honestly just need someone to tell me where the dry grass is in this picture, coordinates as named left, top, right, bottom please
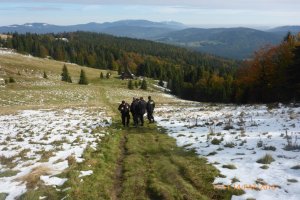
left=15, top=165, right=52, bottom=189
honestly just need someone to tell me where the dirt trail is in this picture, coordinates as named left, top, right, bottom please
left=112, top=132, right=127, bottom=200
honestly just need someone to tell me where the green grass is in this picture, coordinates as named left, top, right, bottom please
left=0, top=170, right=20, bottom=178
left=0, top=193, right=8, bottom=200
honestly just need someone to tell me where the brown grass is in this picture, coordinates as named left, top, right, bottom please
left=15, top=165, right=52, bottom=189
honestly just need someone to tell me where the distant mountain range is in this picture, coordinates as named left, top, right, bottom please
left=0, top=20, right=299, bottom=59
left=0, top=20, right=186, bottom=38
left=155, top=27, right=284, bottom=59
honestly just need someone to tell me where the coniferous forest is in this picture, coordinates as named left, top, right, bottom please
left=1, top=31, right=299, bottom=103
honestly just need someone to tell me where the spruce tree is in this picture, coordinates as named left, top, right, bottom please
left=128, top=80, right=134, bottom=89
left=141, top=79, right=147, bottom=90
left=43, top=71, right=48, bottom=79
left=78, top=69, right=88, bottom=85
left=100, top=72, right=104, bottom=79
left=61, top=64, right=72, bottom=83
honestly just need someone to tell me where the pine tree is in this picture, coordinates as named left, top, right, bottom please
left=100, top=72, right=104, bottom=79
left=78, top=69, right=88, bottom=85
left=43, top=71, right=48, bottom=79
left=128, top=80, right=134, bottom=89
left=141, top=79, right=147, bottom=90
left=61, top=64, right=72, bottom=83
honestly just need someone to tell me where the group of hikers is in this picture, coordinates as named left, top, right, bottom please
left=118, top=96, right=155, bottom=127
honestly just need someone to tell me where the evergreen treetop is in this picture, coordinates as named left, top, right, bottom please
left=61, top=64, right=72, bottom=83
left=78, top=69, right=88, bottom=85
left=43, top=71, right=48, bottom=79
left=128, top=80, right=134, bottom=90
left=141, top=79, right=147, bottom=90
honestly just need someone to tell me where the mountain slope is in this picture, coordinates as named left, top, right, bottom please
left=267, top=26, right=300, bottom=35
left=155, top=27, right=283, bottom=59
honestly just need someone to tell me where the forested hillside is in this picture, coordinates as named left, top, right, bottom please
left=1, top=31, right=300, bottom=103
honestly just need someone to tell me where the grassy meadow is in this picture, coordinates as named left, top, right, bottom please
left=0, top=51, right=242, bottom=200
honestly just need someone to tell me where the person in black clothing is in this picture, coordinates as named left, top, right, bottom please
left=130, top=97, right=139, bottom=127
left=146, top=96, right=155, bottom=123
left=118, top=100, right=130, bottom=127
left=137, top=97, right=147, bottom=126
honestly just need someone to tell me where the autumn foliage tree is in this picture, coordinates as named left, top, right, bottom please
left=234, top=33, right=299, bottom=103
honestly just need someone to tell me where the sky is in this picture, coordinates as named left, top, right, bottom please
left=0, top=0, right=299, bottom=27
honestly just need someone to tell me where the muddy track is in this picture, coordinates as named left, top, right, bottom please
left=112, top=132, right=127, bottom=200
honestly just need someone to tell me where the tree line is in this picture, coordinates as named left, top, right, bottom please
left=1, top=31, right=299, bottom=103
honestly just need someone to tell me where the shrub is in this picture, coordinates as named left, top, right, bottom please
left=260, top=165, right=269, bottom=169
left=257, top=140, right=263, bottom=148
left=263, top=145, right=276, bottom=151
left=291, top=165, right=300, bottom=170
left=222, top=164, right=237, bottom=169
left=256, top=154, right=275, bottom=164
left=211, top=138, right=221, bottom=145
left=9, top=77, right=15, bottom=83
left=224, top=142, right=235, bottom=148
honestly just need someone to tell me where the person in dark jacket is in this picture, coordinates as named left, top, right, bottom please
left=146, top=96, right=155, bottom=123
left=130, top=97, right=139, bottom=127
left=118, top=100, right=130, bottom=127
left=137, top=97, right=147, bottom=126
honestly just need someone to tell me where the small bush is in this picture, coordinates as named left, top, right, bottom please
left=232, top=177, right=240, bottom=183
left=211, top=138, right=221, bottom=145
left=256, top=154, right=275, bottom=164
left=9, top=77, right=16, bottom=83
left=207, top=151, right=217, bottom=156
left=291, top=165, right=300, bottom=170
left=222, top=164, right=237, bottom=169
left=257, top=140, right=263, bottom=148
left=287, top=179, right=298, bottom=183
left=224, top=142, right=235, bottom=148
left=260, top=165, right=269, bottom=169
left=67, top=155, right=77, bottom=167
left=263, top=145, right=276, bottom=151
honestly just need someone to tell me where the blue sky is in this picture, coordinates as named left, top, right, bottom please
left=0, top=0, right=299, bottom=27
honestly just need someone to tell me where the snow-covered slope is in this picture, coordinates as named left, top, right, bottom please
left=156, top=101, right=300, bottom=200
left=0, top=108, right=111, bottom=199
